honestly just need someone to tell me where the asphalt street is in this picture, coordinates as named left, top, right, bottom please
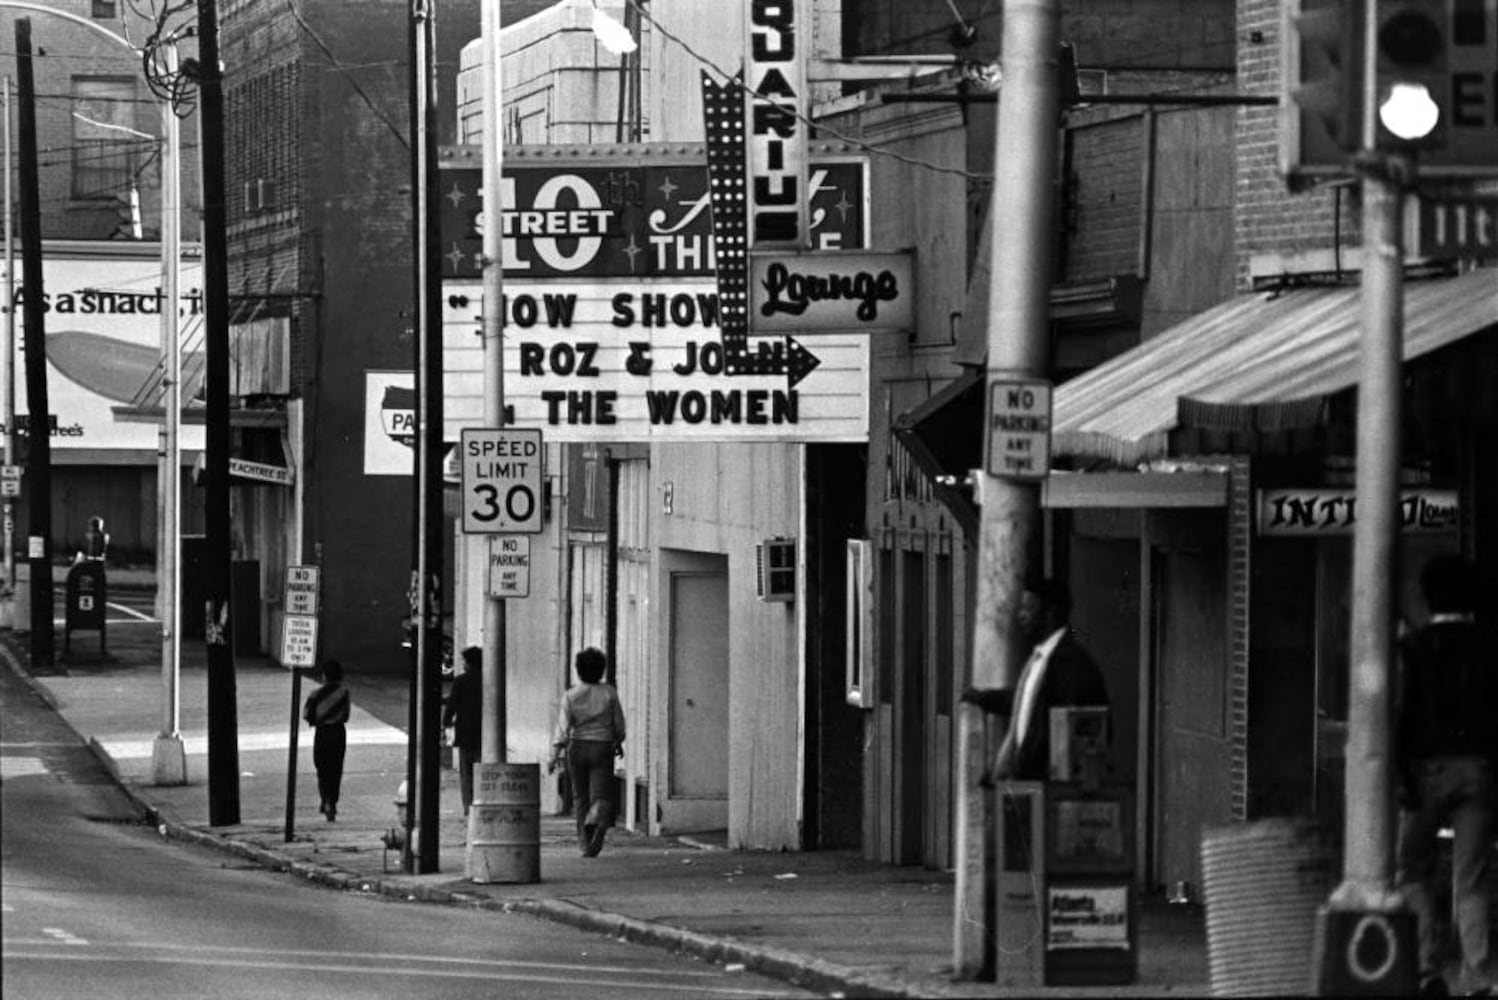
left=0, top=648, right=814, bottom=1000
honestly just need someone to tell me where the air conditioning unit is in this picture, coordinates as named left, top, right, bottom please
left=243, top=178, right=276, bottom=213
left=755, top=537, right=796, bottom=602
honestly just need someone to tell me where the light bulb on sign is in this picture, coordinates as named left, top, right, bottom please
left=1379, top=82, right=1440, bottom=141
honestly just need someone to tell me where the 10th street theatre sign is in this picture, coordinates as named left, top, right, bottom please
left=440, top=145, right=877, bottom=444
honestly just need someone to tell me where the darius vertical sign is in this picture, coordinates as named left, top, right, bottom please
left=747, top=0, right=808, bottom=248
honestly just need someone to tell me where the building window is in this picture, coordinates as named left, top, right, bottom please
left=91, top=1, right=116, bottom=17
left=71, top=77, right=138, bottom=201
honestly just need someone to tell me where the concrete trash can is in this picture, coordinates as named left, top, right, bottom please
left=1200, top=818, right=1339, bottom=997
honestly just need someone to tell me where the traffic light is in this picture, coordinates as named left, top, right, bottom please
left=1372, top=1, right=1448, bottom=149
left=1284, top=0, right=1369, bottom=155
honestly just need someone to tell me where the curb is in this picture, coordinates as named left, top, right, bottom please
left=1, top=641, right=938, bottom=1000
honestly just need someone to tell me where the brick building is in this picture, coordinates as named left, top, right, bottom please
left=216, top=0, right=479, bottom=665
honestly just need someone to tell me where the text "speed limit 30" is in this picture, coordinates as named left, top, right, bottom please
left=460, top=428, right=543, bottom=534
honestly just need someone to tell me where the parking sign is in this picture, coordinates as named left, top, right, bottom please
left=459, top=428, right=544, bottom=534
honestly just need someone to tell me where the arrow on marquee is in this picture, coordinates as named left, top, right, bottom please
left=700, top=70, right=820, bottom=390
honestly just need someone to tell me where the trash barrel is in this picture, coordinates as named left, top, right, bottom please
left=1200, top=818, right=1339, bottom=997
left=466, top=762, right=541, bottom=884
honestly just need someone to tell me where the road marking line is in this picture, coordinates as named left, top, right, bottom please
left=41, top=927, right=88, bottom=946
left=0, top=757, right=48, bottom=778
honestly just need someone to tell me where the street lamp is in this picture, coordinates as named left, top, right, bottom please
left=0, top=2, right=188, bottom=784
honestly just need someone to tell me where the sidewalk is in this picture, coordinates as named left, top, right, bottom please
left=0, top=616, right=1210, bottom=999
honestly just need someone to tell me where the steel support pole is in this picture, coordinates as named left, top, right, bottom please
left=1332, top=165, right=1405, bottom=911
left=479, top=0, right=505, bottom=768
left=151, top=41, right=187, bottom=786
left=953, top=0, right=1059, bottom=980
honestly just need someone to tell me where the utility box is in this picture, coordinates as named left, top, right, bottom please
left=64, top=560, right=107, bottom=656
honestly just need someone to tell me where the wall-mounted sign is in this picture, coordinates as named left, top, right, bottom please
left=1411, top=197, right=1498, bottom=258
left=986, top=379, right=1052, bottom=481
left=1256, top=488, right=1458, bottom=536
left=443, top=281, right=869, bottom=443
left=437, top=158, right=862, bottom=280
left=745, top=0, right=808, bottom=248
left=750, top=250, right=914, bottom=333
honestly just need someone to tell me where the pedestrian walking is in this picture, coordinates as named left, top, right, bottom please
left=550, top=647, right=625, bottom=857
left=961, top=577, right=1110, bottom=783
left=442, top=646, right=484, bottom=816
left=304, top=659, right=351, bottom=821
left=1395, top=554, right=1497, bottom=997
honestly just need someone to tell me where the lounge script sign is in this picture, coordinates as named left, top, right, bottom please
left=749, top=251, right=914, bottom=333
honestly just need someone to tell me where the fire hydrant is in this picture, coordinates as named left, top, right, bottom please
left=379, top=780, right=408, bottom=869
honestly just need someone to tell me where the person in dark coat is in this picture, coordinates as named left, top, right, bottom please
left=961, top=578, right=1110, bottom=783
left=1394, top=554, right=1497, bottom=997
left=303, top=659, right=351, bottom=820
left=442, top=646, right=484, bottom=816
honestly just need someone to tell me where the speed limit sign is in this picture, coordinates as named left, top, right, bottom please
left=459, top=428, right=543, bottom=534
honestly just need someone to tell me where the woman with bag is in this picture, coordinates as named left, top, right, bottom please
left=550, top=647, right=625, bottom=857
left=304, top=659, right=351, bottom=820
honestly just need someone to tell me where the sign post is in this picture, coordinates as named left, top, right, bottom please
left=280, top=564, right=320, bottom=843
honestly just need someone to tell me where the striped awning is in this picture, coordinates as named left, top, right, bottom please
left=1053, top=268, right=1498, bottom=465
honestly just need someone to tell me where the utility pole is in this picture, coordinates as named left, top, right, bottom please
left=195, top=0, right=240, bottom=827
left=952, top=0, right=1060, bottom=980
left=3, top=75, right=15, bottom=626
left=404, top=0, right=443, bottom=874
left=14, top=19, right=52, bottom=670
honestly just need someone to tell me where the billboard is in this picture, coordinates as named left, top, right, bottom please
left=13, top=248, right=207, bottom=455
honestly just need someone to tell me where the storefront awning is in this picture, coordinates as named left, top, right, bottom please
left=1054, top=268, right=1498, bottom=465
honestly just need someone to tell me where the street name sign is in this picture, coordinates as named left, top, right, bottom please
left=488, top=535, right=531, bottom=598
left=986, top=378, right=1053, bottom=481
left=459, top=428, right=543, bottom=534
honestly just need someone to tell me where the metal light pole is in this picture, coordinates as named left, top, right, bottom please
left=150, top=39, right=187, bottom=787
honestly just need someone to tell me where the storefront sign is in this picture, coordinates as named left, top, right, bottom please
left=442, top=281, right=869, bottom=443
left=1047, top=884, right=1130, bottom=951
left=1256, top=488, right=1458, bottom=535
left=745, top=0, right=808, bottom=248
left=750, top=251, right=914, bottom=333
